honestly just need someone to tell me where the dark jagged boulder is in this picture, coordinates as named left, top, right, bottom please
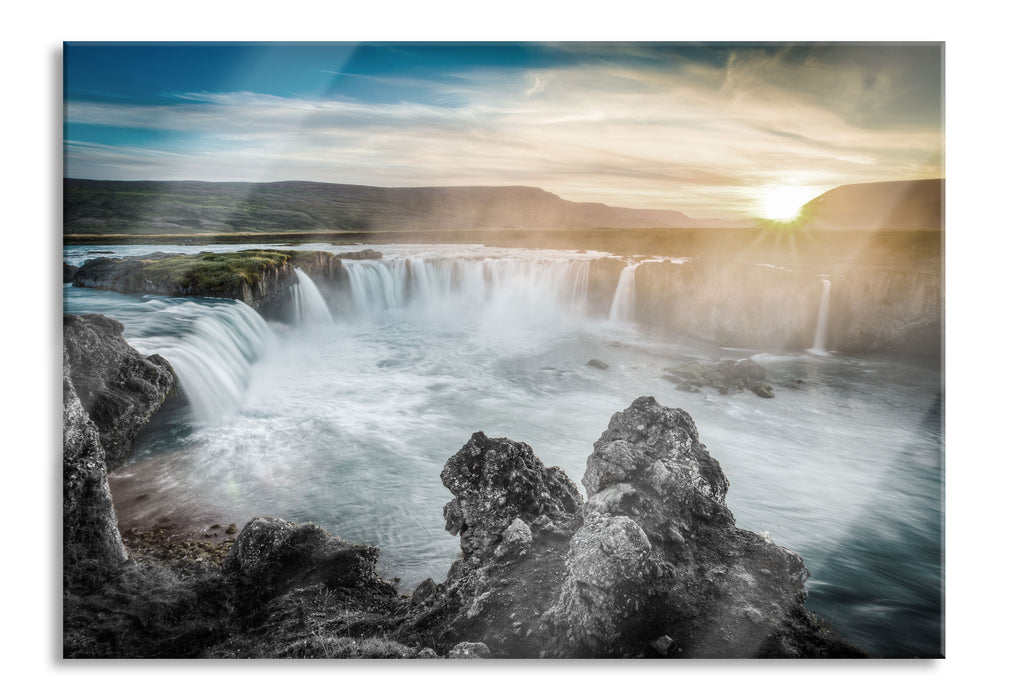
left=441, top=431, right=582, bottom=561
left=63, top=314, right=176, bottom=468
left=63, top=262, right=79, bottom=283
left=397, top=432, right=584, bottom=655
left=62, top=357, right=128, bottom=586
left=544, top=397, right=819, bottom=657
left=223, top=517, right=397, bottom=610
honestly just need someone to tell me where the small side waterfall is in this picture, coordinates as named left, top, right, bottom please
left=809, top=277, right=832, bottom=355
left=291, top=268, right=333, bottom=325
left=608, top=262, right=640, bottom=323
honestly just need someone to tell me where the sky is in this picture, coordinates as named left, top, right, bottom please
left=63, top=42, right=943, bottom=219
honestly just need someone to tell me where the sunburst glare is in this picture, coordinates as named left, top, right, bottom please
left=761, top=185, right=822, bottom=222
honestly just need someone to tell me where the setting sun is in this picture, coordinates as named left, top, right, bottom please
left=761, top=186, right=821, bottom=221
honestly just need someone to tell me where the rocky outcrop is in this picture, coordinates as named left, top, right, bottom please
left=223, top=517, right=396, bottom=611
left=63, top=314, right=176, bottom=468
left=63, top=358, right=128, bottom=586
left=395, top=398, right=860, bottom=658
left=663, top=359, right=774, bottom=398
left=71, top=249, right=346, bottom=320
left=63, top=313, right=177, bottom=588
left=63, top=262, right=79, bottom=283
left=545, top=397, right=810, bottom=657
left=441, top=431, right=583, bottom=560
left=396, top=432, right=584, bottom=656
left=627, top=259, right=942, bottom=356
left=334, top=248, right=382, bottom=260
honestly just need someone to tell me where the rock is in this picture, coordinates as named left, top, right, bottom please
left=223, top=516, right=396, bottom=607
left=448, top=642, right=492, bottom=658
left=412, top=578, right=438, bottom=605
left=63, top=314, right=177, bottom=468
left=586, top=358, right=609, bottom=370
left=493, top=517, right=533, bottom=560
left=546, top=512, right=655, bottom=655
left=663, top=358, right=775, bottom=399
left=651, top=635, right=675, bottom=656
left=62, top=356, right=128, bottom=586
left=334, top=249, right=383, bottom=260
left=63, top=262, right=79, bottom=283
left=546, top=396, right=813, bottom=657
left=396, top=432, right=583, bottom=657
left=441, top=431, right=582, bottom=561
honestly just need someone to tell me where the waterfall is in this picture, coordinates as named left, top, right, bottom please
left=608, top=262, right=640, bottom=323
left=291, top=268, right=333, bottom=325
left=810, top=277, right=832, bottom=355
left=126, top=299, right=276, bottom=423
left=340, top=257, right=593, bottom=320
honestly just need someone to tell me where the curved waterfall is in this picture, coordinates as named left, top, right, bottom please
left=341, top=256, right=592, bottom=320
left=62, top=287, right=276, bottom=424
left=129, top=300, right=275, bottom=423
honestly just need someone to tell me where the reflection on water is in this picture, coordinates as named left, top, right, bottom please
left=63, top=243, right=943, bottom=657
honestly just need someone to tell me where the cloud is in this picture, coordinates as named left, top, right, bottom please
left=64, top=55, right=942, bottom=217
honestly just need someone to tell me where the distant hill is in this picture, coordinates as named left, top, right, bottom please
left=800, top=179, right=943, bottom=231
left=63, top=179, right=704, bottom=235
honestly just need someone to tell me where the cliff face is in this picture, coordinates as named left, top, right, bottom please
left=63, top=314, right=176, bottom=587
left=591, top=257, right=942, bottom=357
left=63, top=314, right=176, bottom=468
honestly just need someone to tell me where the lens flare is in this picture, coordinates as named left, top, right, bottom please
left=761, top=186, right=820, bottom=221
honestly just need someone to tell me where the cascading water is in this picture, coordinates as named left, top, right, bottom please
left=608, top=262, right=640, bottom=322
left=809, top=277, right=832, bottom=355
left=62, top=287, right=275, bottom=424
left=341, top=256, right=593, bottom=322
left=291, top=268, right=333, bottom=325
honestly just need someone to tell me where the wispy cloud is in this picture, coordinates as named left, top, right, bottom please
left=64, top=52, right=942, bottom=217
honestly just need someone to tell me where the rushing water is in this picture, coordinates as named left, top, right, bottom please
left=810, top=277, right=832, bottom=355
left=62, top=242, right=943, bottom=657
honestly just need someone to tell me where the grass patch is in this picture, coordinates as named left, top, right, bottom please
left=136, top=250, right=314, bottom=292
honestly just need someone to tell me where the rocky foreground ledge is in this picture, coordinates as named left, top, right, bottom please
left=62, top=313, right=865, bottom=658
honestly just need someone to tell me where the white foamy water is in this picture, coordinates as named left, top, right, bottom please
left=291, top=268, right=333, bottom=326
left=63, top=242, right=942, bottom=657
left=809, top=276, right=832, bottom=355
left=609, top=261, right=640, bottom=323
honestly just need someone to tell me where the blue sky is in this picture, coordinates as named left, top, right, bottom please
left=63, top=42, right=943, bottom=217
